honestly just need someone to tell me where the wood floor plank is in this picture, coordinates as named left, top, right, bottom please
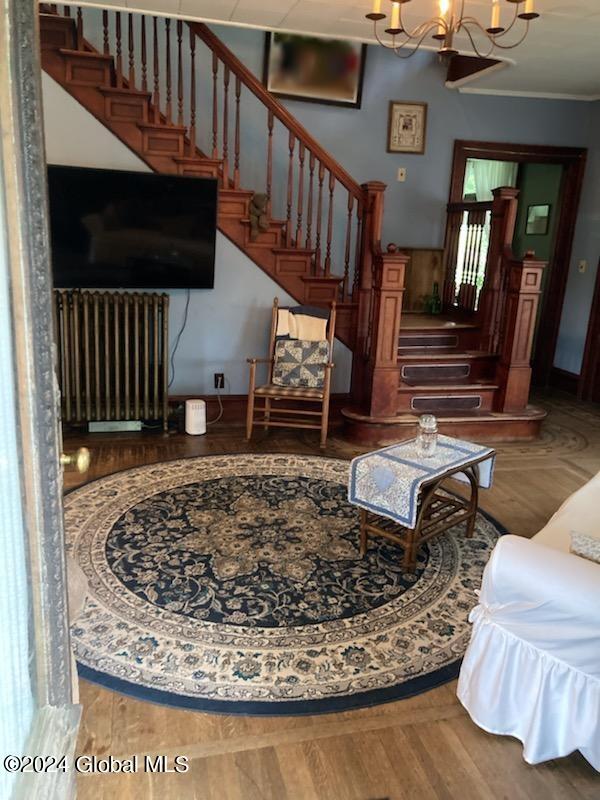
left=65, top=394, right=600, bottom=798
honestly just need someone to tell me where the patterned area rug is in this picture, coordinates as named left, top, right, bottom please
left=65, top=454, right=503, bottom=715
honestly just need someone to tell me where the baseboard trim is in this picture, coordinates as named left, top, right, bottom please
left=168, top=393, right=351, bottom=426
left=548, top=367, right=579, bottom=395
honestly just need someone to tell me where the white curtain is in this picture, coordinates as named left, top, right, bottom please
left=466, top=159, right=518, bottom=202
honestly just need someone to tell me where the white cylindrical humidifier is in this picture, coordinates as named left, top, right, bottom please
left=185, top=399, right=207, bottom=435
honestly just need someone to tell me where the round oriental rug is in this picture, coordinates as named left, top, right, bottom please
left=65, top=453, right=503, bottom=715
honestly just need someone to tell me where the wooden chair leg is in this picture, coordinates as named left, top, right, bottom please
left=264, top=397, right=271, bottom=430
left=319, top=400, right=330, bottom=449
left=245, top=392, right=255, bottom=441
left=359, top=509, right=368, bottom=557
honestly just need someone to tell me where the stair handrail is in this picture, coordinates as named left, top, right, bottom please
left=187, top=23, right=364, bottom=202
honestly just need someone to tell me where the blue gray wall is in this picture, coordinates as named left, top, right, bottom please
left=44, top=20, right=600, bottom=383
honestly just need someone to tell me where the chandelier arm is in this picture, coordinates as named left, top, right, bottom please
left=460, top=23, right=496, bottom=59
left=461, top=2, right=519, bottom=39
left=392, top=24, right=441, bottom=58
left=461, top=16, right=531, bottom=52
left=488, top=20, right=531, bottom=50
left=399, top=3, right=448, bottom=40
left=373, top=20, right=406, bottom=50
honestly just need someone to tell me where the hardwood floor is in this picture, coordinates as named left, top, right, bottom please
left=64, top=391, right=600, bottom=799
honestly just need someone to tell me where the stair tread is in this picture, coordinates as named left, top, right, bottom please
left=175, top=155, right=222, bottom=164
left=137, top=121, right=187, bottom=132
left=398, top=349, right=495, bottom=361
left=99, top=86, right=152, bottom=98
left=59, top=48, right=112, bottom=61
left=398, top=380, right=498, bottom=391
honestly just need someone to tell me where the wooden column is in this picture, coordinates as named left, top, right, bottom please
left=494, top=252, right=546, bottom=412
left=478, top=186, right=519, bottom=353
left=350, top=181, right=386, bottom=406
left=366, top=244, right=408, bottom=418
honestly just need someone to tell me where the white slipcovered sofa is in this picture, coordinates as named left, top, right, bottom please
left=457, top=471, right=600, bottom=771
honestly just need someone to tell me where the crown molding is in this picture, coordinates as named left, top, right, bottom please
left=458, top=86, right=600, bottom=103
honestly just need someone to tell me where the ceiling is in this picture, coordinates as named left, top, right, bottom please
left=73, top=1, right=600, bottom=99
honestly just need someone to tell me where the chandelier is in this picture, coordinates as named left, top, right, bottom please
left=366, top=0, right=540, bottom=59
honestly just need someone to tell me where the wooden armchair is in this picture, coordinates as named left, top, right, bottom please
left=246, top=298, right=336, bottom=448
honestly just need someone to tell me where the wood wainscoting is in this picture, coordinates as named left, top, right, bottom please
left=403, top=248, right=444, bottom=312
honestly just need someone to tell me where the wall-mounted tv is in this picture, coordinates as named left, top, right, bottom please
left=47, top=165, right=217, bottom=289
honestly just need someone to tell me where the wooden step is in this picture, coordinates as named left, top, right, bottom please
left=240, top=217, right=286, bottom=249
left=398, top=350, right=497, bottom=384
left=397, top=381, right=498, bottom=413
left=137, top=122, right=187, bottom=158
left=40, top=13, right=76, bottom=50
left=59, top=48, right=113, bottom=87
left=301, top=275, right=343, bottom=304
left=272, top=247, right=315, bottom=280
left=174, top=156, right=222, bottom=179
left=100, top=86, right=151, bottom=123
left=218, top=188, right=254, bottom=218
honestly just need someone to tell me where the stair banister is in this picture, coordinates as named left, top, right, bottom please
left=187, top=23, right=364, bottom=203
left=477, top=186, right=519, bottom=353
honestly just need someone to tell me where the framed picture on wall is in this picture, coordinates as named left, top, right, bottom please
left=263, top=32, right=367, bottom=108
left=526, top=204, right=551, bottom=235
left=387, top=101, right=428, bottom=154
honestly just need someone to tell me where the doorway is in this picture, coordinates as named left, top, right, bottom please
left=445, top=140, right=587, bottom=385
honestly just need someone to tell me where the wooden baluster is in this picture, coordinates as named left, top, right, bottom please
left=266, top=110, right=273, bottom=215
left=76, top=6, right=83, bottom=51
left=343, top=192, right=354, bottom=300
left=115, top=12, right=123, bottom=88
left=222, top=65, right=230, bottom=187
left=102, top=9, right=109, bottom=55
left=128, top=14, right=135, bottom=87
left=305, top=151, right=315, bottom=250
left=165, top=18, right=172, bottom=123
left=211, top=53, right=218, bottom=158
left=233, top=76, right=241, bottom=189
left=324, top=172, right=335, bottom=275
left=176, top=20, right=183, bottom=126
left=189, top=27, right=196, bottom=156
left=152, top=17, right=160, bottom=124
left=315, top=162, right=325, bottom=273
left=140, top=16, right=147, bottom=92
left=286, top=132, right=295, bottom=247
left=352, top=200, right=363, bottom=298
left=295, top=142, right=305, bottom=246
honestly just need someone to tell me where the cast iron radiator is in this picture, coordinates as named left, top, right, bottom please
left=53, top=290, right=170, bottom=430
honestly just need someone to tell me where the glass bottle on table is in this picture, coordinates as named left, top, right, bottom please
left=416, top=414, right=438, bottom=458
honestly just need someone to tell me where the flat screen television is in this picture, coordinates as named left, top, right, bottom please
left=47, top=165, right=217, bottom=289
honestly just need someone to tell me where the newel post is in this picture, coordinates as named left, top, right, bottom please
left=366, top=244, right=408, bottom=418
left=494, top=252, right=546, bottom=412
left=350, top=181, right=386, bottom=406
left=478, top=186, right=519, bottom=352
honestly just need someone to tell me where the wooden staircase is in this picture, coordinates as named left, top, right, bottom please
left=397, top=317, right=498, bottom=413
left=39, top=6, right=548, bottom=442
left=38, top=6, right=363, bottom=346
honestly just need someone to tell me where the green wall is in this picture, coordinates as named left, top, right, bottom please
left=513, top=163, right=563, bottom=261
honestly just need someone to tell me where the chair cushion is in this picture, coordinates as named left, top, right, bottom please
left=254, top=383, right=324, bottom=400
left=272, top=339, right=329, bottom=388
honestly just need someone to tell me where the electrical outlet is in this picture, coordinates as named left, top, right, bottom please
left=578, top=260, right=587, bottom=274
left=214, top=372, right=225, bottom=389
left=397, top=167, right=407, bottom=182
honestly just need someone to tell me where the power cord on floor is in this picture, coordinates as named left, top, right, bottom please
left=168, top=288, right=191, bottom=389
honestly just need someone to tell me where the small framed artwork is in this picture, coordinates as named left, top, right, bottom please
left=387, top=101, right=428, bottom=154
left=526, top=204, right=551, bottom=235
left=263, top=32, right=367, bottom=109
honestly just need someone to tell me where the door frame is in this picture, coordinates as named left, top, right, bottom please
left=448, top=140, right=587, bottom=386
left=1, top=1, right=80, bottom=796
left=579, top=258, right=600, bottom=402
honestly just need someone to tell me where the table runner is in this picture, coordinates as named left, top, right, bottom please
left=348, top=435, right=495, bottom=529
